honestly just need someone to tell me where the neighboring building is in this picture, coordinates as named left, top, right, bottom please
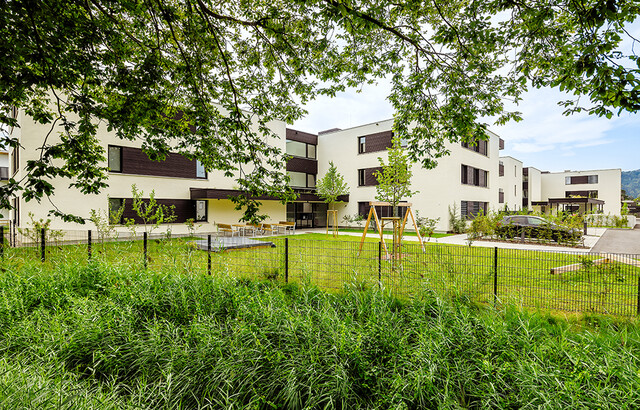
left=497, top=156, right=523, bottom=212
left=317, top=119, right=502, bottom=231
left=522, top=166, right=543, bottom=209
left=536, top=169, right=622, bottom=216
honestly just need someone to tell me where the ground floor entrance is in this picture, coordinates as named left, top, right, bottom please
left=286, top=202, right=328, bottom=228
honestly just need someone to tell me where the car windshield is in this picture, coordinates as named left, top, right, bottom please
left=528, top=217, right=545, bottom=226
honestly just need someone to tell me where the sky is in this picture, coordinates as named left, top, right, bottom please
left=291, top=80, right=640, bottom=173
left=292, top=21, right=640, bottom=174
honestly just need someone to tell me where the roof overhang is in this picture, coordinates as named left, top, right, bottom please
left=547, top=197, right=604, bottom=205
left=190, top=188, right=348, bottom=203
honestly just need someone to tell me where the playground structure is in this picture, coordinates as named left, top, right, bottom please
left=357, top=202, right=425, bottom=260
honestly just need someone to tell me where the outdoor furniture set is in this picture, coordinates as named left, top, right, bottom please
left=216, top=221, right=296, bottom=237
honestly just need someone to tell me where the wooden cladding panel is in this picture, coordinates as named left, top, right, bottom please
left=286, top=128, right=318, bottom=145
left=286, top=157, right=318, bottom=174
left=121, top=147, right=196, bottom=178
left=499, top=138, right=505, bottom=150
left=499, top=163, right=504, bottom=177
left=499, top=191, right=504, bottom=203
left=569, top=175, right=589, bottom=184
left=364, top=167, right=382, bottom=186
left=363, top=131, right=393, bottom=153
left=119, top=198, right=197, bottom=224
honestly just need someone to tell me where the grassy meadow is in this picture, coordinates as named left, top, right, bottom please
left=1, top=259, right=640, bottom=408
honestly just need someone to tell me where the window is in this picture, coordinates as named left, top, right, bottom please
left=307, top=144, right=316, bottom=159
left=358, top=136, right=366, bottom=154
left=196, top=160, right=206, bottom=179
left=358, top=169, right=365, bottom=186
left=286, top=140, right=316, bottom=159
left=108, top=146, right=122, bottom=172
left=195, top=200, right=207, bottom=222
left=461, top=164, right=488, bottom=187
left=461, top=138, right=488, bottom=156
left=566, top=175, right=599, bottom=185
left=108, top=198, right=124, bottom=224
left=499, top=188, right=504, bottom=204
left=461, top=201, right=488, bottom=220
left=286, top=140, right=307, bottom=157
left=287, top=171, right=308, bottom=188
left=307, top=174, right=316, bottom=188
left=566, top=190, right=598, bottom=198
left=514, top=165, right=517, bottom=176
left=514, top=185, right=517, bottom=196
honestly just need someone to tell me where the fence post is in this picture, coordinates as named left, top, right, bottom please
left=637, top=276, right=640, bottom=316
left=378, top=241, right=383, bottom=288
left=207, top=234, right=211, bottom=275
left=493, top=246, right=498, bottom=305
left=40, top=227, right=45, bottom=262
left=0, top=226, right=4, bottom=260
left=284, top=238, right=289, bottom=283
left=583, top=221, right=588, bottom=236
left=143, top=231, right=148, bottom=269
left=87, top=230, right=92, bottom=261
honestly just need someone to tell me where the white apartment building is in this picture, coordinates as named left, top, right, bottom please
left=497, top=156, right=523, bottom=212
left=8, top=108, right=624, bottom=233
left=317, top=119, right=502, bottom=232
left=8, top=107, right=289, bottom=233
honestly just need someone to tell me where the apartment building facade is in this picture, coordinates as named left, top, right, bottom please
left=317, top=119, right=503, bottom=231
left=9, top=107, right=624, bottom=233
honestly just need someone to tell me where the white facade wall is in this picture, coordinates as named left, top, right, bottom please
left=526, top=167, right=543, bottom=203
left=540, top=169, right=621, bottom=215
left=498, top=156, right=523, bottom=211
left=317, top=120, right=500, bottom=231
left=11, top=110, right=287, bottom=232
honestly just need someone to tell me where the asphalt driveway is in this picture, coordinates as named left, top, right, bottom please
left=590, top=227, right=640, bottom=255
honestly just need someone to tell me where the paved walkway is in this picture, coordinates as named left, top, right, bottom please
left=296, top=228, right=605, bottom=253
left=590, top=227, right=640, bottom=255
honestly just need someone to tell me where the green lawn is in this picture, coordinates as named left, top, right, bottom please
left=5, top=232, right=640, bottom=316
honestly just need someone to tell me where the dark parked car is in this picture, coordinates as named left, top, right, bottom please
left=495, top=215, right=582, bottom=242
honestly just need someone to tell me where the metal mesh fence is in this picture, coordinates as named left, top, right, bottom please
left=2, top=228, right=639, bottom=317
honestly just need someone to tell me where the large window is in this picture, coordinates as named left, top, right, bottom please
left=358, top=169, right=365, bottom=186
left=108, top=146, right=122, bottom=172
left=286, top=140, right=316, bottom=159
left=288, top=171, right=315, bottom=188
left=565, top=175, right=599, bottom=185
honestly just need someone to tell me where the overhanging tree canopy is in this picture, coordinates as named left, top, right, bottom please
left=1, top=0, right=638, bottom=221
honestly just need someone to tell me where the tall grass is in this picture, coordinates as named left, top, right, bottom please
left=1, top=261, right=640, bottom=408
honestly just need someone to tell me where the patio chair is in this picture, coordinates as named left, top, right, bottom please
left=279, top=221, right=296, bottom=234
left=246, top=223, right=263, bottom=236
left=217, top=223, right=239, bottom=237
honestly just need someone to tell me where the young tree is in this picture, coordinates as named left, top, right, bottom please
left=2, top=0, right=638, bottom=222
left=316, top=161, right=350, bottom=211
left=375, top=137, right=417, bottom=218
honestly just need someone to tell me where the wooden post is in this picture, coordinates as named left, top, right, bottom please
left=143, top=232, right=148, bottom=269
left=40, top=227, right=45, bottom=262
left=88, top=230, right=92, bottom=261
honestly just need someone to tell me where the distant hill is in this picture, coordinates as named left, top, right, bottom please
left=622, top=169, right=640, bottom=199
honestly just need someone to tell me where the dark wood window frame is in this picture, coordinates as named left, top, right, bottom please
left=461, top=138, right=488, bottom=156
left=358, top=169, right=366, bottom=186
left=461, top=200, right=488, bottom=220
